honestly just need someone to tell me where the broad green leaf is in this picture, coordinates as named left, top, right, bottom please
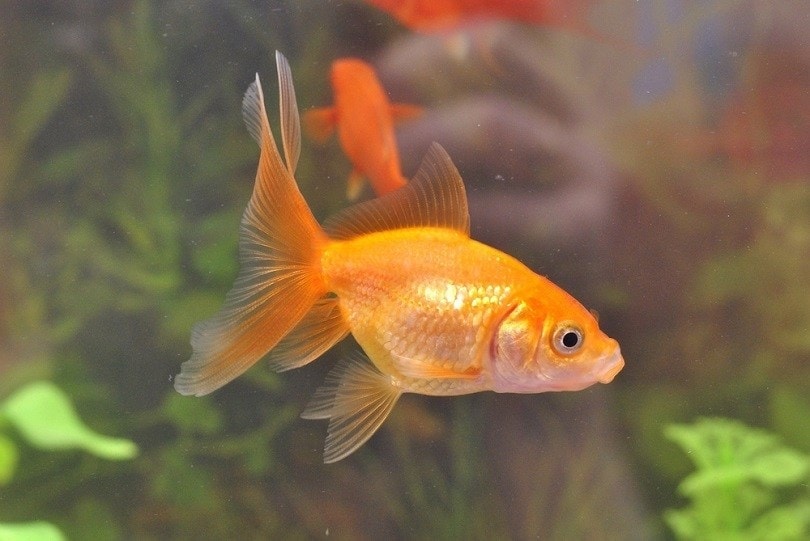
left=0, top=521, right=66, bottom=541
left=1, top=381, right=138, bottom=460
left=0, top=434, right=19, bottom=485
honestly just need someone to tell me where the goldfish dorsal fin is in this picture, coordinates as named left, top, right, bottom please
left=276, top=51, right=300, bottom=174
left=301, top=354, right=402, bottom=463
left=324, top=142, right=470, bottom=239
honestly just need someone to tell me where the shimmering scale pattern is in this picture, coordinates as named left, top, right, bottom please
left=322, top=227, right=534, bottom=396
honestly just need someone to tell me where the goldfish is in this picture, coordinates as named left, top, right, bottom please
left=174, top=52, right=624, bottom=463
left=364, top=0, right=595, bottom=34
left=303, top=58, right=423, bottom=200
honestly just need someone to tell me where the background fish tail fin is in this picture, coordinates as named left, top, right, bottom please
left=301, top=354, right=402, bottom=463
left=346, top=170, right=366, bottom=200
left=174, top=53, right=327, bottom=397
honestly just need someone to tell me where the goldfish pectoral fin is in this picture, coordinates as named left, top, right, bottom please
left=266, top=296, right=349, bottom=372
left=346, top=170, right=366, bottom=201
left=302, top=107, right=337, bottom=144
left=324, top=143, right=470, bottom=240
left=276, top=51, right=300, bottom=174
left=301, top=354, right=402, bottom=463
left=394, top=355, right=481, bottom=380
left=389, top=102, right=424, bottom=123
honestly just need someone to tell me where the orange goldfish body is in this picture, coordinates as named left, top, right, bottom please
left=364, top=0, right=595, bottom=34
left=304, top=59, right=423, bottom=199
left=175, top=52, right=624, bottom=463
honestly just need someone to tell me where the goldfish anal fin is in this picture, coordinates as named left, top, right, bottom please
left=389, top=102, right=423, bottom=123
left=324, top=142, right=470, bottom=239
left=301, top=354, right=402, bottom=463
left=276, top=51, right=300, bottom=174
left=175, top=52, right=326, bottom=397
left=303, top=107, right=337, bottom=144
left=266, top=296, right=349, bottom=372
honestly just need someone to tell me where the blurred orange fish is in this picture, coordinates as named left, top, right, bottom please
left=175, top=52, right=624, bottom=463
left=304, top=58, right=422, bottom=199
left=364, top=0, right=595, bottom=34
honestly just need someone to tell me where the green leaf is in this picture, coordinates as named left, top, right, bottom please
left=0, top=521, right=66, bottom=541
left=1, top=381, right=138, bottom=460
left=0, top=434, right=19, bottom=485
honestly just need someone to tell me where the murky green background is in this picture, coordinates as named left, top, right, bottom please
left=2, top=1, right=809, bottom=539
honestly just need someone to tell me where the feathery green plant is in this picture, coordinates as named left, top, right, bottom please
left=665, top=417, right=810, bottom=540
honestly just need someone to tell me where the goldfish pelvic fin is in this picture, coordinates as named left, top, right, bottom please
left=275, top=51, right=300, bottom=174
left=174, top=52, right=326, bottom=397
left=324, top=143, right=470, bottom=239
left=346, top=170, right=366, bottom=201
left=301, top=354, right=402, bottom=463
left=302, top=106, right=337, bottom=144
left=266, top=296, right=349, bottom=372
left=394, top=356, right=481, bottom=380
left=389, top=102, right=423, bottom=123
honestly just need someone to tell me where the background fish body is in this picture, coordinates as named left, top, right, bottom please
left=331, top=60, right=405, bottom=195
left=305, top=59, right=422, bottom=199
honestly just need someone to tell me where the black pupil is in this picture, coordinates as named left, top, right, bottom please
left=562, top=331, right=579, bottom=348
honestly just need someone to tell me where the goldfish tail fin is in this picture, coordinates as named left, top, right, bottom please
left=175, top=52, right=327, bottom=397
left=303, top=106, right=338, bottom=144
left=301, top=354, right=402, bottom=463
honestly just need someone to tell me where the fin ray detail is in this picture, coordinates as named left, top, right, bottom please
left=175, top=52, right=325, bottom=397
left=324, top=143, right=470, bottom=239
left=301, top=354, right=402, bottom=463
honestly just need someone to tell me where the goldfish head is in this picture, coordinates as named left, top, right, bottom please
left=330, top=59, right=377, bottom=92
left=488, top=294, right=624, bottom=393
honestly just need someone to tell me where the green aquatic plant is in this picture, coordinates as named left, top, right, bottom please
left=664, top=417, right=810, bottom=540
left=0, top=522, right=66, bottom=541
left=0, top=381, right=138, bottom=540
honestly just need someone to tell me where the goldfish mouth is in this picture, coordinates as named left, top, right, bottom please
left=596, top=349, right=625, bottom=383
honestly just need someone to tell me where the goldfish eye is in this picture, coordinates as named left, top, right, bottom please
left=552, top=325, right=583, bottom=355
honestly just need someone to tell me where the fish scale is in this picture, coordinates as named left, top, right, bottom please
left=323, top=227, right=523, bottom=393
